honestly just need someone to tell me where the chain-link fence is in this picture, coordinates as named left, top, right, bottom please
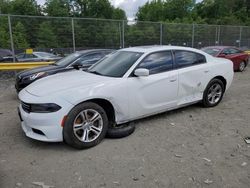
left=0, top=14, right=250, bottom=62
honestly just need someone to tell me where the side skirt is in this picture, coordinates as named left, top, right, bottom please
left=116, top=100, right=202, bottom=125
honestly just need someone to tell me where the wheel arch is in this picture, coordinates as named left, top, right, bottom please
left=211, top=76, right=227, bottom=91
left=77, top=98, right=116, bottom=126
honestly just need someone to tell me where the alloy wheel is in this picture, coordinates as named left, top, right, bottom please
left=207, top=83, right=223, bottom=105
left=239, top=62, right=245, bottom=72
left=73, top=109, right=103, bottom=143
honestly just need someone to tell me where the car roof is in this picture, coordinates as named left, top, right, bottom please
left=76, top=49, right=114, bottom=54
left=33, top=51, right=53, bottom=53
left=120, top=45, right=206, bottom=54
left=0, top=49, right=12, bottom=56
left=202, top=46, right=238, bottom=50
left=33, top=52, right=55, bottom=55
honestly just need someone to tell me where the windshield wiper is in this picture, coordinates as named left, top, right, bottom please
left=87, top=70, right=103, bottom=76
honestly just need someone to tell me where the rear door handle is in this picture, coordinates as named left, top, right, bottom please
left=170, top=78, right=177, bottom=82
left=204, top=70, right=209, bottom=73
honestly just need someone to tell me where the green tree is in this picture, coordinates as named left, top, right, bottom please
left=112, top=8, right=126, bottom=20
left=193, top=0, right=249, bottom=25
left=3, top=0, right=42, bottom=15
left=136, top=0, right=250, bottom=25
left=0, top=16, right=9, bottom=48
left=0, top=0, right=11, bottom=14
left=136, top=0, right=165, bottom=22
left=44, top=0, right=71, bottom=17
left=165, top=0, right=194, bottom=20
left=37, top=21, right=58, bottom=48
left=12, top=22, right=29, bottom=49
left=0, top=28, right=9, bottom=48
left=87, top=0, right=113, bottom=19
left=71, top=0, right=126, bottom=19
left=136, top=0, right=194, bottom=22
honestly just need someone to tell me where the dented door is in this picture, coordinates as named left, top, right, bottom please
left=177, top=64, right=211, bottom=105
left=173, top=50, right=211, bottom=106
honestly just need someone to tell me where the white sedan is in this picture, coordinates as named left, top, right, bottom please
left=18, top=46, right=234, bottom=149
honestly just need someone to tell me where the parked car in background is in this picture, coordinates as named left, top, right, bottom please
left=16, top=51, right=62, bottom=62
left=0, top=49, right=16, bottom=62
left=239, top=47, right=250, bottom=55
left=244, top=50, right=250, bottom=55
left=18, top=46, right=233, bottom=149
left=15, top=49, right=114, bottom=92
left=201, top=46, right=249, bottom=72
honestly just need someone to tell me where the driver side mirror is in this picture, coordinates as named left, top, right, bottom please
left=134, top=68, right=149, bottom=77
left=72, top=62, right=82, bottom=70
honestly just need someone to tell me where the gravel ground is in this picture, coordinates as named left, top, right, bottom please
left=0, top=70, right=250, bottom=188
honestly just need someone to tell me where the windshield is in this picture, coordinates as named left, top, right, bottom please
left=88, top=51, right=143, bottom=77
left=202, top=48, right=221, bottom=56
left=34, top=52, right=57, bottom=58
left=55, top=52, right=81, bottom=66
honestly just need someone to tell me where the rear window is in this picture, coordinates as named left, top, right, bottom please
left=202, top=48, right=221, bottom=56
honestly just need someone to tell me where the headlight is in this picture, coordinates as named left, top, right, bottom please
left=24, top=103, right=61, bottom=113
left=29, top=72, right=47, bottom=80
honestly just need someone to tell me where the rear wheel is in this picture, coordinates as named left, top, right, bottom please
left=202, top=79, right=225, bottom=107
left=238, top=61, right=246, bottom=72
left=63, top=102, right=108, bottom=149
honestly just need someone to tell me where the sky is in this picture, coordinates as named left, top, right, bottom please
left=110, top=0, right=150, bottom=20
left=37, top=0, right=203, bottom=20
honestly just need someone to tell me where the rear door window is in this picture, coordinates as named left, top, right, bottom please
left=174, top=50, right=206, bottom=68
left=24, top=54, right=36, bottom=58
left=75, top=53, right=104, bottom=65
left=17, top=53, right=25, bottom=59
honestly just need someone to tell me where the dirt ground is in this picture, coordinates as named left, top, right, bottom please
left=0, top=70, right=250, bottom=188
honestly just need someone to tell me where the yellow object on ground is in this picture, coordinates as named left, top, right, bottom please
left=0, top=62, right=54, bottom=70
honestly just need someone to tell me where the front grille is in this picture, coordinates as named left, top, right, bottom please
left=21, top=101, right=31, bottom=113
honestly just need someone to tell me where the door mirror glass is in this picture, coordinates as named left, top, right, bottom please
left=134, top=68, right=149, bottom=77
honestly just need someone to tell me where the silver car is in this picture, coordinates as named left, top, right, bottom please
left=16, top=52, right=62, bottom=62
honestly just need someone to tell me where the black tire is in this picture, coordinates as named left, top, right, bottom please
left=238, top=61, right=246, bottom=72
left=63, top=102, right=108, bottom=149
left=106, top=122, right=135, bottom=139
left=202, top=78, right=225, bottom=108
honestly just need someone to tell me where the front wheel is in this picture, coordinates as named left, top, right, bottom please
left=63, top=102, right=108, bottom=149
left=202, top=79, right=225, bottom=107
left=238, top=61, right=246, bottom=72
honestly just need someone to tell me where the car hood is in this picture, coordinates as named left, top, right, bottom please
left=17, top=64, right=65, bottom=77
left=24, top=70, right=113, bottom=97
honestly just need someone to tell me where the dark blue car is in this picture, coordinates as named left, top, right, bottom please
left=15, top=49, right=114, bottom=92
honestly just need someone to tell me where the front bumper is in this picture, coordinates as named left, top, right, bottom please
left=18, top=89, right=74, bottom=142
left=19, top=105, right=65, bottom=142
left=15, top=76, right=30, bottom=92
left=15, top=83, right=24, bottom=93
